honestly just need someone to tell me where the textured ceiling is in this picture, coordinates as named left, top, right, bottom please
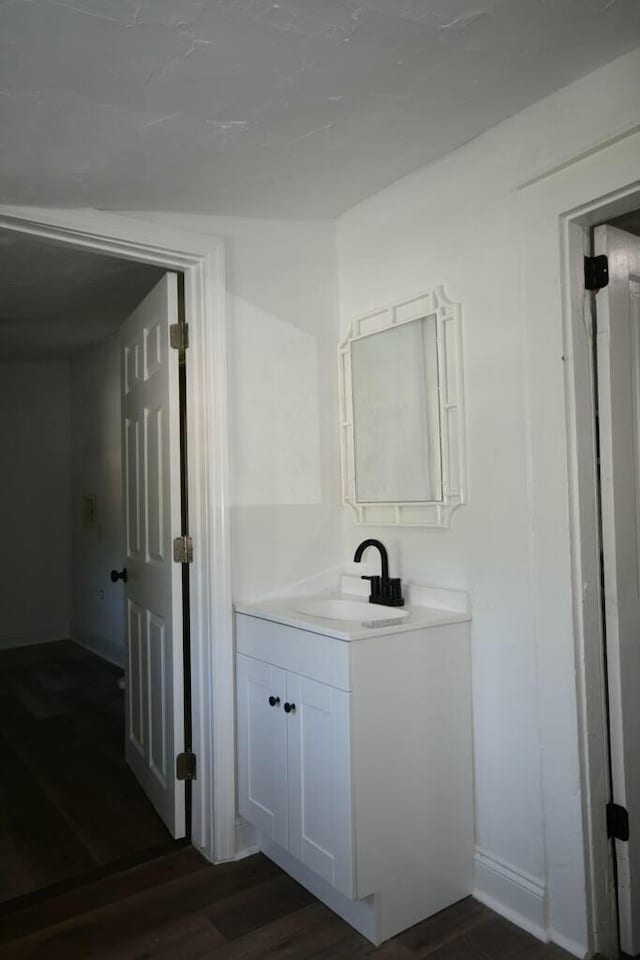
left=0, top=0, right=639, bottom=218
left=0, top=230, right=164, bottom=359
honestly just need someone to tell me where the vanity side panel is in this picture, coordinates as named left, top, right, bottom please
left=350, top=622, right=473, bottom=940
left=236, top=613, right=351, bottom=691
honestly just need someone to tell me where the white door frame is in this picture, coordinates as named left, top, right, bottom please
left=563, top=191, right=640, bottom=958
left=517, top=133, right=640, bottom=957
left=0, top=205, right=236, bottom=864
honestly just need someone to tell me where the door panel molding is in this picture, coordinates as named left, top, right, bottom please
left=120, top=276, right=184, bottom=836
left=127, top=598, right=145, bottom=757
left=0, top=205, right=234, bottom=863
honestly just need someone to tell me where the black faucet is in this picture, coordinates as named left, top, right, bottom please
left=353, top=539, right=404, bottom=607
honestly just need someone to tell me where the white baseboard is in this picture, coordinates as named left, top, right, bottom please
left=474, top=847, right=548, bottom=943
left=71, top=634, right=124, bottom=670
left=550, top=930, right=588, bottom=959
left=234, top=834, right=586, bottom=956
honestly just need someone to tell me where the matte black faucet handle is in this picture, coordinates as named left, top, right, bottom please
left=360, top=575, right=382, bottom=603
left=360, top=574, right=381, bottom=592
left=385, top=577, right=405, bottom=606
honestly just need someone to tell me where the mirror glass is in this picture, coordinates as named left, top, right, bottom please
left=340, top=286, right=465, bottom=527
left=350, top=315, right=442, bottom=503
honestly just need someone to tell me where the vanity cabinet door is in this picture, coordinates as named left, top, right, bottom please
left=237, top=654, right=288, bottom=848
left=285, top=671, right=354, bottom=898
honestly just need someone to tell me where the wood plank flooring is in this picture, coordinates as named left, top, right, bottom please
left=0, top=641, right=576, bottom=959
left=0, top=846, right=575, bottom=959
left=0, top=640, right=171, bottom=903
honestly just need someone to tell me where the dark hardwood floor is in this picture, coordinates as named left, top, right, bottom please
left=0, top=845, right=574, bottom=959
left=0, top=642, right=576, bottom=959
left=0, top=640, right=171, bottom=904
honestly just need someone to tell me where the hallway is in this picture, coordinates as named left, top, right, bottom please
left=0, top=640, right=171, bottom=903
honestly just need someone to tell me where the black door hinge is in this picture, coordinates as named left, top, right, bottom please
left=606, top=802, right=629, bottom=841
left=584, top=255, right=609, bottom=292
left=170, top=323, right=189, bottom=351
left=176, top=750, right=197, bottom=781
left=173, top=535, right=193, bottom=564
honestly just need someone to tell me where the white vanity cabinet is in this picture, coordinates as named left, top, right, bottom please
left=236, top=653, right=354, bottom=897
left=236, top=656, right=288, bottom=849
left=235, top=605, right=473, bottom=946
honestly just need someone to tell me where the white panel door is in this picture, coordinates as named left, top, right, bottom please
left=285, top=671, right=354, bottom=898
left=121, top=273, right=185, bottom=838
left=595, top=224, right=640, bottom=956
left=236, top=654, right=288, bottom=847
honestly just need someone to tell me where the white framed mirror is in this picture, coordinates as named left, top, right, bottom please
left=339, top=286, right=466, bottom=527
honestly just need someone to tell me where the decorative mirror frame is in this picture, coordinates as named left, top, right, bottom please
left=338, top=286, right=466, bottom=527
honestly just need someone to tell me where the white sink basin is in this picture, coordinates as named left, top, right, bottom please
left=292, top=598, right=409, bottom=623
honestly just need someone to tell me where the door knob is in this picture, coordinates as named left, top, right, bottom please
left=284, top=702, right=296, bottom=714
left=268, top=696, right=280, bottom=707
left=110, top=568, right=128, bottom=583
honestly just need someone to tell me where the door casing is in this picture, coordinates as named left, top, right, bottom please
left=564, top=198, right=640, bottom=958
left=592, top=223, right=640, bottom=955
left=0, top=205, right=235, bottom=865
left=512, top=132, right=640, bottom=957
left=550, top=183, right=640, bottom=956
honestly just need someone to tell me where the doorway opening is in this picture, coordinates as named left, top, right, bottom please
left=0, top=206, right=235, bottom=871
left=0, top=231, right=192, bottom=904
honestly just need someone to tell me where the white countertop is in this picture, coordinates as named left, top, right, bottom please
left=234, top=580, right=470, bottom=642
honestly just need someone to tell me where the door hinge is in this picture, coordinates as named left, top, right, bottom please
left=170, top=323, right=189, bottom=351
left=584, top=255, right=609, bottom=292
left=176, top=750, right=197, bottom=781
left=173, top=535, right=193, bottom=564
left=606, top=802, right=629, bottom=841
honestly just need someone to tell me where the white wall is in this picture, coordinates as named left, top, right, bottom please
left=336, top=47, right=640, bottom=957
left=70, top=335, right=124, bottom=667
left=0, top=362, right=71, bottom=647
left=129, top=213, right=343, bottom=602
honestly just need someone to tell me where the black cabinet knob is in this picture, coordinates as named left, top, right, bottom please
left=268, top=696, right=280, bottom=707
left=284, top=702, right=296, bottom=714
left=110, top=568, right=128, bottom=583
